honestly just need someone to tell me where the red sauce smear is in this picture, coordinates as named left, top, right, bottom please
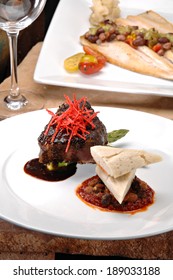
left=76, top=175, right=155, bottom=214
left=44, top=95, right=98, bottom=152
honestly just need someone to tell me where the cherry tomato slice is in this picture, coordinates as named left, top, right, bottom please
left=79, top=61, right=104, bottom=75
left=83, top=45, right=106, bottom=65
left=80, top=54, right=98, bottom=64
left=64, top=52, right=85, bottom=72
left=152, top=43, right=162, bottom=52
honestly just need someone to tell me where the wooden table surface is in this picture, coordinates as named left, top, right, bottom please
left=0, top=42, right=173, bottom=260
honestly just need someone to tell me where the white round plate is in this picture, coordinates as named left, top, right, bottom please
left=0, top=107, right=173, bottom=240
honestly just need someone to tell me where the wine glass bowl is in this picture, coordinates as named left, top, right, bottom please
left=0, top=0, right=46, bottom=31
left=0, top=0, right=47, bottom=117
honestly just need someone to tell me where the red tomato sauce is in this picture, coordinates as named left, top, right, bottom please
left=76, top=175, right=155, bottom=214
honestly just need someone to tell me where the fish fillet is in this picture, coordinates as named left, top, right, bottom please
left=80, top=36, right=173, bottom=80
left=164, top=50, right=173, bottom=64
left=126, top=10, right=173, bottom=34
left=80, top=10, right=173, bottom=80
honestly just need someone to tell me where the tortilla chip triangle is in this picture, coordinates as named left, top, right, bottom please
left=91, top=146, right=162, bottom=178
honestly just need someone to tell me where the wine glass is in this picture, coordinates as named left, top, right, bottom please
left=0, top=0, right=47, bottom=118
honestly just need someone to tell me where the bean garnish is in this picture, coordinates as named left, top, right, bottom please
left=84, top=20, right=173, bottom=56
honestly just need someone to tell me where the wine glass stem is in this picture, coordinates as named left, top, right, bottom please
left=7, top=31, right=20, bottom=99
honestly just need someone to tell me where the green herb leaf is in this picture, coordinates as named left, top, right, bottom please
left=107, top=129, right=129, bottom=143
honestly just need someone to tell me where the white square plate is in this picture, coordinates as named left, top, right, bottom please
left=34, top=0, right=173, bottom=96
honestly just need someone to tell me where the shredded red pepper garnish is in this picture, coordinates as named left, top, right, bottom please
left=44, top=95, right=99, bottom=152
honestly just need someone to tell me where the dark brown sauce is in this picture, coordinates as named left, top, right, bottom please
left=24, top=158, right=77, bottom=181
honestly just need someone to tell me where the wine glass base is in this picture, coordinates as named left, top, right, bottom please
left=4, top=94, right=28, bottom=111
left=0, top=90, right=44, bottom=119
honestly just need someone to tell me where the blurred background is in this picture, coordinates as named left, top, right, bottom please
left=0, top=0, right=60, bottom=83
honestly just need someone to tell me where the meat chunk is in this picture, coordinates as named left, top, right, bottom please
left=38, top=96, right=107, bottom=164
